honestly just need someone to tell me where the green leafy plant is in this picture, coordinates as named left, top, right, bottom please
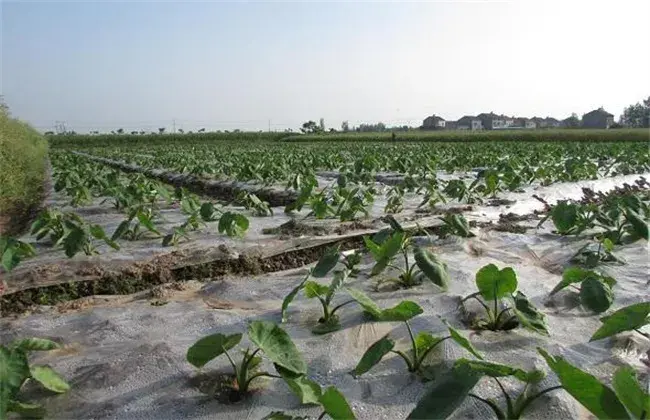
left=186, top=321, right=306, bottom=401
left=218, top=211, right=250, bottom=237
left=31, top=209, right=119, bottom=257
left=236, top=191, right=273, bottom=216
left=349, top=299, right=482, bottom=377
left=570, top=238, right=624, bottom=268
left=263, top=384, right=356, bottom=420
left=384, top=186, right=405, bottom=214
left=438, top=213, right=475, bottom=238
left=1, top=338, right=71, bottom=420
left=408, top=356, right=559, bottom=420
left=281, top=247, right=356, bottom=334
left=540, top=348, right=648, bottom=420
left=112, top=206, right=162, bottom=241
left=417, top=179, right=447, bottom=211
left=590, top=302, right=650, bottom=341
left=550, top=267, right=616, bottom=313
left=443, top=179, right=481, bottom=204
left=538, top=201, right=598, bottom=235
left=0, top=236, right=35, bottom=272
left=459, top=264, right=549, bottom=335
left=340, top=250, right=362, bottom=277
left=364, top=225, right=449, bottom=290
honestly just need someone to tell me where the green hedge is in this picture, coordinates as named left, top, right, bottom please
left=0, top=107, right=48, bottom=228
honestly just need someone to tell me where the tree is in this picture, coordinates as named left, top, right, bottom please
left=158, top=127, right=165, bottom=135
left=116, top=128, right=124, bottom=135
left=621, top=96, right=650, bottom=127
left=319, top=118, right=325, bottom=132
left=341, top=121, right=350, bottom=132
left=300, top=120, right=322, bottom=134
left=178, top=128, right=184, bottom=134
left=0, top=95, right=9, bottom=117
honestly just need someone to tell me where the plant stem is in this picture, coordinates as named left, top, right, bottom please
left=416, top=336, right=451, bottom=369
left=493, top=378, right=514, bottom=418
left=634, top=329, right=650, bottom=339
left=244, top=371, right=282, bottom=389
left=318, top=297, right=330, bottom=321
left=469, top=393, right=506, bottom=420
left=330, top=299, right=357, bottom=316
left=317, top=411, right=326, bottom=420
left=390, top=349, right=415, bottom=372
left=514, top=385, right=563, bottom=417
left=405, top=320, right=418, bottom=363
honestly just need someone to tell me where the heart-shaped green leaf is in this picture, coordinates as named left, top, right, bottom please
left=30, top=365, right=70, bottom=393
left=414, top=248, right=450, bottom=291
left=319, top=386, right=356, bottom=420
left=186, top=333, right=243, bottom=368
left=580, top=277, right=614, bottom=313
left=475, top=264, right=518, bottom=301
left=248, top=321, right=306, bottom=375
left=312, top=247, right=340, bottom=278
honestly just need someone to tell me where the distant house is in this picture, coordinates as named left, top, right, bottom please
left=530, top=117, right=547, bottom=128
left=422, top=115, right=446, bottom=130
left=456, top=116, right=483, bottom=130
left=445, top=120, right=458, bottom=130
left=561, top=115, right=581, bottom=128
left=582, top=108, right=615, bottom=129
left=514, top=118, right=537, bottom=129
left=477, top=112, right=506, bottom=130
left=544, top=117, right=561, bottom=128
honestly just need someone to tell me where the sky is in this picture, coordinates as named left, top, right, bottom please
left=2, top=0, right=649, bottom=133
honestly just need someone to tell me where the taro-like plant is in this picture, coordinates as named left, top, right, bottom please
left=438, top=213, right=475, bottom=238
left=459, top=264, right=548, bottom=335
left=31, top=209, right=119, bottom=257
left=270, top=374, right=356, bottom=419
left=236, top=191, right=273, bottom=216
left=540, top=349, right=649, bottom=420
left=0, top=236, right=35, bottom=272
left=186, top=321, right=306, bottom=401
left=538, top=201, right=598, bottom=235
left=347, top=296, right=482, bottom=377
left=570, top=238, right=624, bottom=268
left=112, top=205, right=161, bottom=241
left=408, top=356, right=560, bottom=420
left=281, top=247, right=356, bottom=334
left=384, top=186, right=405, bottom=214
left=443, top=179, right=481, bottom=204
left=1, top=338, right=71, bottom=419
left=550, top=267, right=616, bottom=313
left=590, top=301, right=650, bottom=342
left=417, top=179, right=447, bottom=211
left=281, top=247, right=342, bottom=322
left=363, top=225, right=449, bottom=290
left=340, top=250, right=361, bottom=278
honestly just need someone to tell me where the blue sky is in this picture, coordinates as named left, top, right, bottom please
left=2, top=1, right=649, bottom=133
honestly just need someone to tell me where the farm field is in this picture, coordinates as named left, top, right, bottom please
left=2, top=135, right=650, bottom=420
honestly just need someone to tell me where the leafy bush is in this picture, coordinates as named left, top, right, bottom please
left=0, top=236, right=35, bottom=272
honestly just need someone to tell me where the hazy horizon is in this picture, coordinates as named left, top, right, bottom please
left=2, top=1, right=649, bottom=133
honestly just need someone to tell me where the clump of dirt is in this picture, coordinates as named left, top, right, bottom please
left=486, top=198, right=517, bottom=207
left=333, top=220, right=376, bottom=235
left=262, top=219, right=330, bottom=238
left=499, top=212, right=536, bottom=223
left=477, top=219, right=527, bottom=234
left=415, top=205, right=474, bottom=215
left=189, top=372, right=256, bottom=404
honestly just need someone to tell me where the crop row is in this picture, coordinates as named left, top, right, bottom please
left=46, top=128, right=650, bottom=148
left=81, top=141, right=650, bottom=189
left=4, top=219, right=649, bottom=419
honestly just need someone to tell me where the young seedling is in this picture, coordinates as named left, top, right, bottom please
left=281, top=247, right=343, bottom=328
left=186, top=321, right=306, bottom=401
left=589, top=301, right=650, bottom=342
left=31, top=209, right=120, bottom=257
left=438, top=213, right=475, bottom=238
left=1, top=338, right=71, bottom=419
left=384, top=186, right=405, bottom=214
left=0, top=236, right=36, bottom=272
left=570, top=238, right=624, bottom=268
left=262, top=385, right=356, bottom=420
left=340, top=250, right=362, bottom=278
left=408, top=356, right=560, bottom=420
left=236, top=191, right=273, bottom=216
left=537, top=200, right=598, bottom=235
left=112, top=205, right=162, bottom=241
left=550, top=267, right=617, bottom=313
left=540, top=349, right=649, bottom=420
left=347, top=290, right=482, bottom=377
left=459, top=264, right=549, bottom=335
left=364, top=225, right=449, bottom=290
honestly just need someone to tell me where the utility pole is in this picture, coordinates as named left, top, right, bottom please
left=173, top=119, right=176, bottom=134
left=268, top=119, right=271, bottom=133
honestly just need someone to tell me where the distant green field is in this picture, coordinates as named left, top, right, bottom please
left=47, top=128, right=649, bottom=148
left=285, top=128, right=650, bottom=143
